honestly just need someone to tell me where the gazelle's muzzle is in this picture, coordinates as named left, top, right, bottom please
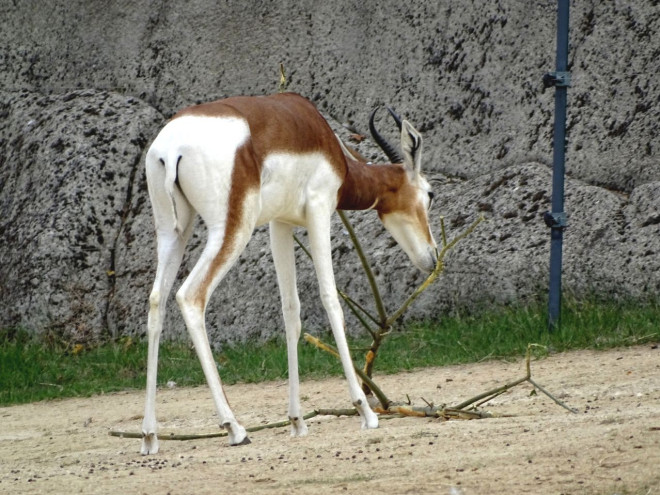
left=416, top=246, right=438, bottom=274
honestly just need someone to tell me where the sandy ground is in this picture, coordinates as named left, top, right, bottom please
left=1, top=345, right=659, bottom=494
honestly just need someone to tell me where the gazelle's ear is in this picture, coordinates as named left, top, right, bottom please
left=401, top=120, right=423, bottom=176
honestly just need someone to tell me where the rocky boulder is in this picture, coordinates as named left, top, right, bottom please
left=0, top=90, right=162, bottom=341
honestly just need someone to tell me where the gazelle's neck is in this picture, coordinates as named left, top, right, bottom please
left=336, top=158, right=406, bottom=211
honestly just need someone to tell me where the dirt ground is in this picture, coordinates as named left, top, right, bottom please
left=1, top=345, right=659, bottom=494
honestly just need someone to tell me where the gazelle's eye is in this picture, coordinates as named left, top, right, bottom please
left=427, top=191, right=435, bottom=210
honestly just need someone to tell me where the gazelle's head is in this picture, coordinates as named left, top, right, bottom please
left=370, top=108, right=437, bottom=273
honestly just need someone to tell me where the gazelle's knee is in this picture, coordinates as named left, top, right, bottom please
left=281, top=295, right=301, bottom=315
left=148, top=290, right=161, bottom=309
left=147, top=291, right=165, bottom=340
left=148, top=289, right=167, bottom=321
left=175, top=287, right=204, bottom=324
left=284, top=319, right=302, bottom=343
left=318, top=292, right=342, bottom=316
left=174, top=287, right=190, bottom=309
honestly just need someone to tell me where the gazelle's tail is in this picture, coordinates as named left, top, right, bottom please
left=163, top=154, right=183, bottom=236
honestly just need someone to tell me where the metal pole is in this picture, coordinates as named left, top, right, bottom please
left=543, top=0, right=570, bottom=331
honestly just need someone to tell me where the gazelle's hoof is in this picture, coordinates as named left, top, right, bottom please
left=360, top=411, right=379, bottom=430
left=289, top=416, right=309, bottom=437
left=231, top=436, right=252, bottom=446
left=354, top=399, right=379, bottom=430
left=141, top=432, right=160, bottom=455
left=223, top=421, right=249, bottom=446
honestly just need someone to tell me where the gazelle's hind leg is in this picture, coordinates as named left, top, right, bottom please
left=141, top=220, right=195, bottom=455
left=269, top=220, right=308, bottom=437
left=175, top=197, right=259, bottom=446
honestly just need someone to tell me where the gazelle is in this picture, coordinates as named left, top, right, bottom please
left=141, top=92, right=436, bottom=454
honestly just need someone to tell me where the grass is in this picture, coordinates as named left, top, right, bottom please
left=0, top=298, right=658, bottom=406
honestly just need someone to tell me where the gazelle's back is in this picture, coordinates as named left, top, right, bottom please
left=174, top=93, right=346, bottom=172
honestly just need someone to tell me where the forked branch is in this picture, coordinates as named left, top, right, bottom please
left=109, top=346, right=576, bottom=443
left=306, top=341, right=578, bottom=418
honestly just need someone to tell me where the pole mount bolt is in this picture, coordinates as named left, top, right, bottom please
left=542, top=71, right=572, bottom=89
left=543, top=211, right=567, bottom=230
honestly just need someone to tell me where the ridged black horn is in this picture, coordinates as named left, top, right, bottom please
left=369, top=107, right=404, bottom=164
left=386, top=106, right=403, bottom=131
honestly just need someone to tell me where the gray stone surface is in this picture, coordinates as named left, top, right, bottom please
left=0, top=90, right=162, bottom=340
left=0, top=1, right=658, bottom=345
left=2, top=1, right=658, bottom=188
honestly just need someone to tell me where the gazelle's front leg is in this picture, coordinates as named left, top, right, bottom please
left=306, top=205, right=378, bottom=430
left=269, top=220, right=308, bottom=437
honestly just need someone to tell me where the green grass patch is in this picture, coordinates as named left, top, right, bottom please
left=377, top=297, right=659, bottom=371
left=1, top=298, right=657, bottom=406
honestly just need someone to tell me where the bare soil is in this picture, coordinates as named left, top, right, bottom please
left=1, top=345, right=659, bottom=494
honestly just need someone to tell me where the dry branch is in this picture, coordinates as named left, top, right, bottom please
left=386, top=215, right=483, bottom=327
left=444, top=345, right=577, bottom=415
left=110, top=410, right=320, bottom=441
left=304, top=333, right=392, bottom=408
left=303, top=339, right=578, bottom=420
left=110, top=345, right=575, bottom=444
left=337, top=211, right=387, bottom=325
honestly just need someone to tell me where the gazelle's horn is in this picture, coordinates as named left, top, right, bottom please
left=369, top=107, right=404, bottom=164
left=386, top=106, right=403, bottom=131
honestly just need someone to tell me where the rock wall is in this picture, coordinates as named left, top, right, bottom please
left=0, top=0, right=658, bottom=345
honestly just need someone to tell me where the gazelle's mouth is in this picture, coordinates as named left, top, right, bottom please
left=416, top=248, right=437, bottom=274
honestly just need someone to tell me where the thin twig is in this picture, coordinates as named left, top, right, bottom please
left=473, top=388, right=508, bottom=409
left=293, top=234, right=311, bottom=259
left=451, top=375, right=529, bottom=411
left=304, top=333, right=391, bottom=408
left=110, top=411, right=320, bottom=441
left=337, top=289, right=380, bottom=327
left=440, top=216, right=447, bottom=248
left=386, top=215, right=484, bottom=326
left=304, top=333, right=340, bottom=359
left=337, top=290, right=379, bottom=338
left=452, top=344, right=532, bottom=411
left=278, top=63, right=288, bottom=93
left=451, top=344, right=577, bottom=414
left=316, top=408, right=358, bottom=417
left=528, top=377, right=579, bottom=414
left=338, top=211, right=387, bottom=325
left=382, top=405, right=426, bottom=417
left=441, top=408, right=495, bottom=420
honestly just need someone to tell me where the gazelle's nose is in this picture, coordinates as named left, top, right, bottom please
left=417, top=247, right=437, bottom=273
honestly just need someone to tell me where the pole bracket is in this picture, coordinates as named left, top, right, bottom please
left=542, top=71, right=572, bottom=88
left=543, top=211, right=567, bottom=230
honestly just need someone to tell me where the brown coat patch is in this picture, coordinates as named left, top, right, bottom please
left=175, top=93, right=347, bottom=179
left=195, top=140, right=261, bottom=308
left=337, top=161, right=407, bottom=211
